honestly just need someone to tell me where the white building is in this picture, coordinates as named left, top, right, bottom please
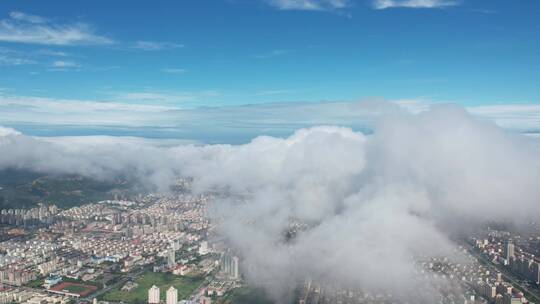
left=166, top=286, right=178, bottom=304
left=198, top=241, right=209, bottom=255
left=148, top=285, right=160, bottom=304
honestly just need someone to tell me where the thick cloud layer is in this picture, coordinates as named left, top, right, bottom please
left=1, top=105, right=540, bottom=300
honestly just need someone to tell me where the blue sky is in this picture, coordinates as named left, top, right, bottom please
left=0, top=0, right=539, bottom=142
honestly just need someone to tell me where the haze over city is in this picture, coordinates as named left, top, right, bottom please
left=0, top=1, right=539, bottom=304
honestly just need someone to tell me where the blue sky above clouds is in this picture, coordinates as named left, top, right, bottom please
left=0, top=0, right=539, bottom=142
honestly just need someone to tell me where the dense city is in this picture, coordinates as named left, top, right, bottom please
left=0, top=180, right=539, bottom=304
left=0, top=188, right=244, bottom=304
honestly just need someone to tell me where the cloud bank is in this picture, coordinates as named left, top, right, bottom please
left=2, top=93, right=540, bottom=143
left=1, top=105, right=540, bottom=300
left=182, top=106, right=540, bottom=299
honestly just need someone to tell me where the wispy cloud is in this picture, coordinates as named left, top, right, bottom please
left=254, top=90, right=289, bottom=96
left=468, top=8, right=498, bottom=14
left=253, top=49, right=290, bottom=59
left=108, top=90, right=220, bottom=108
left=265, top=0, right=350, bottom=11
left=9, top=11, right=47, bottom=24
left=51, top=60, right=80, bottom=68
left=0, top=11, right=114, bottom=45
left=0, top=55, right=36, bottom=66
left=113, top=92, right=193, bottom=103
left=0, top=93, right=178, bottom=127
left=115, top=92, right=190, bottom=102
left=132, top=40, right=184, bottom=51
left=48, top=60, right=82, bottom=72
left=37, top=49, right=72, bottom=57
left=373, top=0, right=458, bottom=9
left=161, top=68, right=187, bottom=74
left=0, top=47, right=35, bottom=66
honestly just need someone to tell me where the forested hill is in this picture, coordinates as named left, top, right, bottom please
left=0, top=169, right=136, bottom=209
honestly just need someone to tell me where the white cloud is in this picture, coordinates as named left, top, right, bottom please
left=392, top=98, right=433, bottom=113
left=0, top=11, right=113, bottom=45
left=0, top=126, right=21, bottom=136
left=373, top=0, right=458, bottom=9
left=2, top=107, right=540, bottom=300
left=266, top=0, right=350, bottom=11
left=393, top=99, right=540, bottom=132
left=467, top=104, right=540, bottom=132
left=40, top=135, right=199, bottom=148
left=133, top=40, right=184, bottom=51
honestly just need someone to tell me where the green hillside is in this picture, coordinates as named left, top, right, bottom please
left=0, top=169, right=136, bottom=209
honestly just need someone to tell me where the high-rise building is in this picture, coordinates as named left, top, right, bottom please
left=112, top=212, right=122, bottom=225
left=530, top=261, right=540, bottom=283
left=231, top=256, right=239, bottom=279
left=168, top=248, right=176, bottom=268
left=166, top=286, right=178, bottom=304
left=503, top=240, right=515, bottom=262
left=220, top=252, right=240, bottom=280
left=148, top=285, right=160, bottom=304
